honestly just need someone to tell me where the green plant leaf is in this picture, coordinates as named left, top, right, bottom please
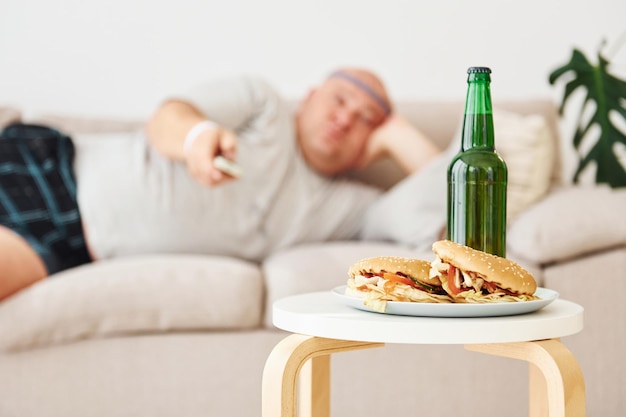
left=549, top=47, right=626, bottom=187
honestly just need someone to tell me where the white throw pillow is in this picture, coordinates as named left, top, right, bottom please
left=451, top=109, right=555, bottom=221
left=508, top=185, right=626, bottom=264
left=494, top=109, right=555, bottom=220
left=0, top=255, right=263, bottom=352
left=359, top=109, right=556, bottom=250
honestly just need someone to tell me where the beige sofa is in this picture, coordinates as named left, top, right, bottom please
left=0, top=101, right=624, bottom=417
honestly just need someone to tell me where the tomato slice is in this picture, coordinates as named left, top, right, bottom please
left=446, top=265, right=463, bottom=295
left=383, top=272, right=415, bottom=287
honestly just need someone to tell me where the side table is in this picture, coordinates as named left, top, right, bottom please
left=262, top=291, right=584, bottom=417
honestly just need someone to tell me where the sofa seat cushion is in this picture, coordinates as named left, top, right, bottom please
left=262, top=241, right=434, bottom=327
left=0, top=255, right=263, bottom=352
left=508, top=185, right=626, bottom=264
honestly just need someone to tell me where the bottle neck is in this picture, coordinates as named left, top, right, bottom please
left=461, top=73, right=495, bottom=151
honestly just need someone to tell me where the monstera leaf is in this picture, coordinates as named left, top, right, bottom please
left=549, top=47, right=626, bottom=187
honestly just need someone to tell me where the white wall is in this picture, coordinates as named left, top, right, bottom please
left=1, top=0, right=625, bottom=119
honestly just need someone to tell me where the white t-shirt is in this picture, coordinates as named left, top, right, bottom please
left=74, top=76, right=381, bottom=262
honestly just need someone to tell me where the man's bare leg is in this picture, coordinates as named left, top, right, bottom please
left=0, top=225, right=47, bottom=301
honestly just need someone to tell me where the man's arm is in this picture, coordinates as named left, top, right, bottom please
left=359, top=114, right=442, bottom=174
left=145, top=99, right=238, bottom=187
left=145, top=99, right=208, bottom=160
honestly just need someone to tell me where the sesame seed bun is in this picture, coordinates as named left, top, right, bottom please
left=349, top=256, right=441, bottom=287
left=431, top=240, right=536, bottom=295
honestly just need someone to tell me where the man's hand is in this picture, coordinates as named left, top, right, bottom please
left=184, top=126, right=238, bottom=187
left=358, top=114, right=441, bottom=174
left=145, top=100, right=241, bottom=187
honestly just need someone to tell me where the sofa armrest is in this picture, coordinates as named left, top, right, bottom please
left=507, top=185, right=626, bottom=264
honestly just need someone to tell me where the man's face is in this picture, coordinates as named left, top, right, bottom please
left=296, top=71, right=389, bottom=176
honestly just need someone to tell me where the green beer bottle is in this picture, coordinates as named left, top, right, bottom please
left=447, top=67, right=508, bottom=257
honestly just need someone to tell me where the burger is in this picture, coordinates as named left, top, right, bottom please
left=346, top=256, right=452, bottom=312
left=430, top=240, right=538, bottom=303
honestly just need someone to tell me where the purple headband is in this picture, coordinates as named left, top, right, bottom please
left=329, top=71, right=391, bottom=116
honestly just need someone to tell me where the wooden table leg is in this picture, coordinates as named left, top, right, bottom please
left=298, top=355, right=330, bottom=417
left=465, top=339, right=585, bottom=417
left=262, top=334, right=383, bottom=417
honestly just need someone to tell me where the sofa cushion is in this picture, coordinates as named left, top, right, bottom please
left=0, top=255, right=263, bottom=352
left=262, top=241, right=433, bottom=327
left=508, top=185, right=626, bottom=264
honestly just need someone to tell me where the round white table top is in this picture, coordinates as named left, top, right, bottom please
left=272, top=291, right=584, bottom=345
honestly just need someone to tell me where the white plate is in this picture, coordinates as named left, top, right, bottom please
left=331, top=286, right=559, bottom=318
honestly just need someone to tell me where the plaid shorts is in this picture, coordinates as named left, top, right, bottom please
left=0, top=123, right=92, bottom=274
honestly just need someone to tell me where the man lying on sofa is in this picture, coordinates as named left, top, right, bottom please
left=0, top=67, right=449, bottom=301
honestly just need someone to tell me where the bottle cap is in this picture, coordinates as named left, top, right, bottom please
left=467, top=67, right=492, bottom=74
